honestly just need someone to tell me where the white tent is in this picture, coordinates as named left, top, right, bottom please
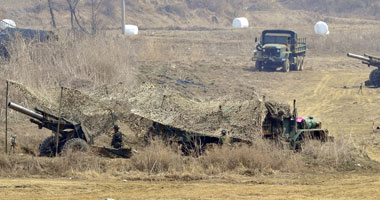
left=124, top=25, right=138, bottom=35
left=0, top=19, right=16, bottom=29
left=314, top=21, right=329, bottom=35
left=232, top=17, right=249, bottom=28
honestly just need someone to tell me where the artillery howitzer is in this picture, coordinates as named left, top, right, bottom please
left=347, top=53, right=380, bottom=87
left=8, top=102, right=133, bottom=158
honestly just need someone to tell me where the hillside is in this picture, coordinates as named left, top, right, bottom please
left=281, top=0, right=380, bottom=20
left=1, top=0, right=380, bottom=30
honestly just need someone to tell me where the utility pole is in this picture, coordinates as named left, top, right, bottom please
left=4, top=81, right=8, bottom=154
left=121, top=0, right=125, bottom=34
left=55, top=87, right=63, bottom=156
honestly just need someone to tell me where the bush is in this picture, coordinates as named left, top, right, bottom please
left=199, top=138, right=302, bottom=175
left=131, top=140, right=183, bottom=174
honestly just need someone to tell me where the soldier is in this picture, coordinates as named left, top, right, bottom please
left=358, top=83, right=363, bottom=95
left=218, top=130, right=227, bottom=146
left=271, top=109, right=285, bottom=142
left=10, top=134, right=16, bottom=153
left=111, top=125, right=123, bottom=149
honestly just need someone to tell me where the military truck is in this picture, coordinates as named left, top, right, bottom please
left=252, top=30, right=307, bottom=72
left=262, top=100, right=330, bottom=150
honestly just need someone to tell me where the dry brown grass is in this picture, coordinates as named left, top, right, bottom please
left=131, top=140, right=183, bottom=174
left=301, top=134, right=370, bottom=170
left=0, top=133, right=374, bottom=178
left=2, top=31, right=138, bottom=89
left=199, top=138, right=302, bottom=175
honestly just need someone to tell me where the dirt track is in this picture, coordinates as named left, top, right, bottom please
left=2, top=172, right=380, bottom=200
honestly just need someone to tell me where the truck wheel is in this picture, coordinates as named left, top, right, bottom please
left=255, top=61, right=263, bottom=71
left=299, top=63, right=303, bottom=71
left=62, top=138, right=89, bottom=154
left=298, top=56, right=304, bottom=71
left=282, top=60, right=290, bottom=72
left=39, top=136, right=56, bottom=157
left=290, top=64, right=297, bottom=71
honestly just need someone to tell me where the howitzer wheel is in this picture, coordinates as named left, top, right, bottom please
left=62, top=138, right=89, bottom=154
left=39, top=136, right=56, bottom=157
left=369, top=69, right=380, bottom=87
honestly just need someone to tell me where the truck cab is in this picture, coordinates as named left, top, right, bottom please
left=253, top=30, right=306, bottom=72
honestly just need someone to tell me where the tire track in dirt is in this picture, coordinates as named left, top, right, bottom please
left=295, top=71, right=371, bottom=137
left=300, top=73, right=333, bottom=116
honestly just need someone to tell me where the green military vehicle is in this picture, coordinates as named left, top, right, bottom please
left=262, top=100, right=330, bottom=150
left=252, top=30, right=307, bottom=72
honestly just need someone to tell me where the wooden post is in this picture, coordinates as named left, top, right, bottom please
left=4, top=81, right=8, bottom=154
left=121, top=0, right=125, bottom=34
left=55, top=87, right=63, bottom=155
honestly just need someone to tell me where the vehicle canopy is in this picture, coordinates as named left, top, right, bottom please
left=261, top=30, right=298, bottom=45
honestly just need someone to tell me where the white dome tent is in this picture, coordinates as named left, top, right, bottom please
left=124, top=25, right=138, bottom=35
left=232, top=17, right=249, bottom=28
left=0, top=19, right=16, bottom=29
left=314, top=21, right=329, bottom=35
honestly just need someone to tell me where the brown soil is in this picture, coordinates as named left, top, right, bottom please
left=2, top=172, right=380, bottom=199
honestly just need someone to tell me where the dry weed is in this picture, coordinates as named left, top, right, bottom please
left=301, top=134, right=368, bottom=170
left=199, top=138, right=302, bottom=175
left=131, top=140, right=183, bottom=174
left=2, top=31, right=138, bottom=89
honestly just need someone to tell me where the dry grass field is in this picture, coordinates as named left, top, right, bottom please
left=2, top=0, right=380, bottom=199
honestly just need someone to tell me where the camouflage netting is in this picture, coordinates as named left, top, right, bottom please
left=128, top=83, right=267, bottom=140
left=6, top=81, right=291, bottom=141
left=265, top=100, right=291, bottom=119
left=7, top=81, right=117, bottom=136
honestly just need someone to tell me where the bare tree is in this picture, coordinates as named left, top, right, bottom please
left=66, top=0, right=104, bottom=35
left=47, top=0, right=57, bottom=28
left=90, top=0, right=105, bottom=34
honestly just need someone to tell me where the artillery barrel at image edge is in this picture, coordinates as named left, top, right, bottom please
left=8, top=102, right=43, bottom=120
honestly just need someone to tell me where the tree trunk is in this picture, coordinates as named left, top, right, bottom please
left=48, top=0, right=56, bottom=28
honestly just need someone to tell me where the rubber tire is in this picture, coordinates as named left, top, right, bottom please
left=290, top=64, right=297, bottom=71
left=369, top=69, right=380, bottom=87
left=282, top=60, right=290, bottom=72
left=290, top=57, right=297, bottom=71
left=39, top=136, right=56, bottom=157
left=299, top=62, right=303, bottom=71
left=62, top=138, right=89, bottom=154
left=255, top=61, right=263, bottom=71
left=298, top=56, right=304, bottom=71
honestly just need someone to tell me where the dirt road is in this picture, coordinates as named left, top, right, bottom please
left=1, top=172, right=380, bottom=200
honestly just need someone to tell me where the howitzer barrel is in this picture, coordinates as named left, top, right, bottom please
left=347, top=53, right=370, bottom=62
left=8, top=102, right=43, bottom=120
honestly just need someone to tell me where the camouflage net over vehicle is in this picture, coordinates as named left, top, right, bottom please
left=6, top=81, right=291, bottom=142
